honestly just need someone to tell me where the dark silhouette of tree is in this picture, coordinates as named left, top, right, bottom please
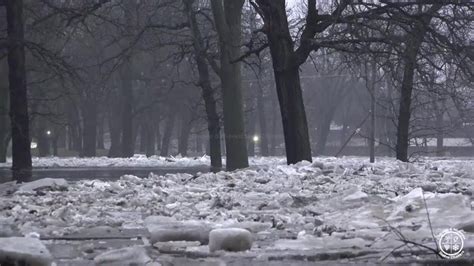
left=5, top=0, right=32, bottom=177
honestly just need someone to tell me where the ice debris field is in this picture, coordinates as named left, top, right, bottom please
left=1, top=156, right=474, bottom=265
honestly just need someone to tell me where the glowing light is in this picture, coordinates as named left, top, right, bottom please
left=30, top=142, right=38, bottom=149
left=253, top=135, right=259, bottom=142
left=46, top=130, right=52, bottom=136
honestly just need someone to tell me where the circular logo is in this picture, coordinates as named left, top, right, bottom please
left=437, top=228, right=465, bottom=259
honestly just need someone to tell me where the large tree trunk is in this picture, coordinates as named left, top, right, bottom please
left=0, top=58, right=9, bottom=163
left=395, top=6, right=440, bottom=162
left=396, top=55, right=417, bottom=162
left=119, top=1, right=135, bottom=158
left=210, top=0, right=249, bottom=170
left=6, top=0, right=32, bottom=175
left=184, top=0, right=222, bottom=170
left=255, top=0, right=312, bottom=164
left=82, top=99, right=97, bottom=157
left=273, top=66, right=312, bottom=163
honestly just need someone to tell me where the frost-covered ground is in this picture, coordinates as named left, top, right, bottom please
left=1, top=156, right=474, bottom=265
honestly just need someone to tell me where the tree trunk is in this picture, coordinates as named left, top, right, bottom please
left=395, top=5, right=440, bottom=162
left=369, top=61, right=377, bottom=163
left=257, top=84, right=269, bottom=156
left=396, top=57, right=416, bottom=162
left=435, top=103, right=444, bottom=157
left=37, top=126, right=50, bottom=157
left=270, top=92, right=278, bottom=156
left=178, top=112, right=192, bottom=157
left=82, top=99, right=97, bottom=157
left=273, top=66, right=312, bottom=163
left=315, top=116, right=332, bottom=156
left=119, top=1, right=135, bottom=158
left=256, top=0, right=312, bottom=164
left=160, top=109, right=176, bottom=157
left=97, top=114, right=105, bottom=150
left=120, top=60, right=134, bottom=157
left=6, top=0, right=32, bottom=175
left=0, top=58, right=9, bottom=163
left=145, top=122, right=155, bottom=157
left=247, top=98, right=256, bottom=157
left=210, top=0, right=249, bottom=170
left=139, top=120, right=147, bottom=153
left=184, top=0, right=222, bottom=170
left=108, top=106, right=121, bottom=157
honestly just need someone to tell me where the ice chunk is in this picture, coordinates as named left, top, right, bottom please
left=94, top=246, right=151, bottom=265
left=0, top=237, right=53, bottom=266
left=18, top=178, right=68, bottom=192
left=208, top=228, right=252, bottom=252
left=343, top=190, right=368, bottom=201
left=146, top=220, right=211, bottom=244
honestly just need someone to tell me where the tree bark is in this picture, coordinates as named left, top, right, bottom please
left=255, top=0, right=312, bottom=164
left=210, top=0, right=249, bottom=170
left=6, top=0, right=32, bottom=174
left=184, top=0, right=222, bottom=170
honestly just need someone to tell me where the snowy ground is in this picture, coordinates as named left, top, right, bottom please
left=1, top=156, right=474, bottom=265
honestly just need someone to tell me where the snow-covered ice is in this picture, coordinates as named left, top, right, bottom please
left=0, top=237, right=53, bottom=266
left=209, top=228, right=253, bottom=252
left=0, top=156, right=473, bottom=263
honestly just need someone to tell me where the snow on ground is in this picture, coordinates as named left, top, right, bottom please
left=1, top=156, right=474, bottom=263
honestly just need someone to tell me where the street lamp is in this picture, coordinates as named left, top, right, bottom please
left=46, top=130, right=52, bottom=136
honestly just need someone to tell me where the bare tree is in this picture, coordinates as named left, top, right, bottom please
left=183, top=0, right=222, bottom=170
left=210, top=0, right=249, bottom=170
